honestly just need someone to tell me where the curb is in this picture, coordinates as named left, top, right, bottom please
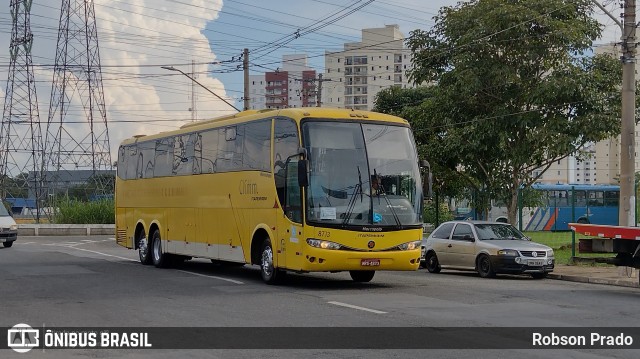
left=548, top=273, right=639, bottom=288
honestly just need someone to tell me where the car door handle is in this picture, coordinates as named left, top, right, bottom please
left=447, top=244, right=452, bottom=248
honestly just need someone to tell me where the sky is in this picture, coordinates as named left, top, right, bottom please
left=0, top=0, right=627, bottom=165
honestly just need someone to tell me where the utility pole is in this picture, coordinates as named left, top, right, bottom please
left=315, top=74, right=331, bottom=107
left=243, top=48, right=249, bottom=111
left=190, top=60, right=197, bottom=121
left=316, top=73, right=323, bottom=107
left=619, top=0, right=636, bottom=226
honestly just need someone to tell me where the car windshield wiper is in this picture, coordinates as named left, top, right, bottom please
left=342, top=166, right=364, bottom=225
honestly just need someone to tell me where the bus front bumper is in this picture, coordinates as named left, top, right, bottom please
left=299, top=247, right=421, bottom=272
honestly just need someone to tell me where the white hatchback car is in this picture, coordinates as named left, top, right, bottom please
left=421, top=221, right=554, bottom=279
left=0, top=205, right=18, bottom=248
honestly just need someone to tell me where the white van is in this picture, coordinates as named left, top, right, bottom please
left=0, top=205, right=18, bottom=248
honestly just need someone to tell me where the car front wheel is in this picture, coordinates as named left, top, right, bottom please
left=477, top=254, right=495, bottom=278
left=2, top=241, right=13, bottom=248
left=425, top=252, right=441, bottom=273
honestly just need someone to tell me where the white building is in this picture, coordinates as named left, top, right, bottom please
left=535, top=43, right=633, bottom=186
left=322, top=25, right=414, bottom=110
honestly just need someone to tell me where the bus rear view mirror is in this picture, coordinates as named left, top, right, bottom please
left=298, top=159, right=309, bottom=187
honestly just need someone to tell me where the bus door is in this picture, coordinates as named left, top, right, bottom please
left=275, top=158, right=303, bottom=271
left=273, top=117, right=303, bottom=271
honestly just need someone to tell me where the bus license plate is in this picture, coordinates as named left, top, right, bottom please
left=528, top=259, right=544, bottom=267
left=361, top=259, right=380, bottom=266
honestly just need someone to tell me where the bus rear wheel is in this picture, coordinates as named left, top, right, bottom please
left=151, top=230, right=170, bottom=268
left=349, top=270, right=375, bottom=282
left=137, top=232, right=152, bottom=265
left=260, top=238, right=283, bottom=284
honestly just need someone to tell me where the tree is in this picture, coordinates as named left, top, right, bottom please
left=400, top=0, right=621, bottom=224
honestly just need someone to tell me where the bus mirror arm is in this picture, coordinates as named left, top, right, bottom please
left=298, top=147, right=307, bottom=160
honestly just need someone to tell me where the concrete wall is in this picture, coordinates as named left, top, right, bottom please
left=18, top=224, right=115, bottom=236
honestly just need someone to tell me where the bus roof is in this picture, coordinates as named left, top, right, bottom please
left=119, top=107, right=409, bottom=146
left=531, top=183, right=619, bottom=191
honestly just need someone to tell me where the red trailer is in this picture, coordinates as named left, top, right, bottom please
left=569, top=223, right=640, bottom=269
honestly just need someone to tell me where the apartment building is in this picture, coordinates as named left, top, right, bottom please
left=535, top=43, right=634, bottom=186
left=248, top=54, right=317, bottom=110
left=322, top=25, right=414, bottom=110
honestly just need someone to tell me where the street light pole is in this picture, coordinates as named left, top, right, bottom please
left=161, top=66, right=240, bottom=112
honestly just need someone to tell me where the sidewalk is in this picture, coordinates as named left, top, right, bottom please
left=549, top=264, right=639, bottom=288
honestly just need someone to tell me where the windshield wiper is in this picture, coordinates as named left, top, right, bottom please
left=342, top=166, right=364, bottom=225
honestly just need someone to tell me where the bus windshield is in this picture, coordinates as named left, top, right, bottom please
left=303, top=120, right=422, bottom=228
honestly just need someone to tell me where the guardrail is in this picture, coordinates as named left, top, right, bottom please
left=18, top=224, right=115, bottom=236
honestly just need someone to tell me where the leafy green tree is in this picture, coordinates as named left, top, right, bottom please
left=400, top=0, right=621, bottom=224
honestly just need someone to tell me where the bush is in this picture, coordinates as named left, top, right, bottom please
left=53, top=197, right=114, bottom=224
left=423, top=200, right=453, bottom=225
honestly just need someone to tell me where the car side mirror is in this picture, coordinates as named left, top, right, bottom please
left=464, top=234, right=475, bottom=242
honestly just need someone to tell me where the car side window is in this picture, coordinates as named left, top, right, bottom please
left=431, top=223, right=454, bottom=239
left=452, top=224, right=473, bottom=241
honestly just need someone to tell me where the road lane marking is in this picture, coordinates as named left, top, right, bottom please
left=327, top=301, right=387, bottom=314
left=177, top=270, right=244, bottom=285
left=69, top=246, right=138, bottom=262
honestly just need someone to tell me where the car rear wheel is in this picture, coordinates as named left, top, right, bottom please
left=2, top=241, right=13, bottom=248
left=477, top=254, right=495, bottom=278
left=349, top=270, right=375, bottom=282
left=425, top=252, right=441, bottom=273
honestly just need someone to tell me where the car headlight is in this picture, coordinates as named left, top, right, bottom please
left=547, top=249, right=554, bottom=257
left=397, top=240, right=422, bottom=251
left=497, top=249, right=519, bottom=256
left=10, top=224, right=17, bottom=231
left=306, top=238, right=342, bottom=250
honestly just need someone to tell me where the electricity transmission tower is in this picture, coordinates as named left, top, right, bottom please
left=45, top=0, right=112, bottom=201
left=0, top=0, right=45, bottom=220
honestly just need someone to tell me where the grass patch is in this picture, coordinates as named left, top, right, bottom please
left=54, top=197, right=115, bottom=224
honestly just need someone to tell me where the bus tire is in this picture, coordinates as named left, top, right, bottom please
left=151, top=230, right=170, bottom=268
left=137, top=232, right=152, bottom=265
left=577, top=217, right=589, bottom=224
left=349, top=270, right=375, bottom=282
left=477, top=254, right=495, bottom=278
left=260, top=238, right=282, bottom=284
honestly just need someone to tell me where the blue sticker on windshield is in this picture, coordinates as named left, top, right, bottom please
left=373, top=213, right=382, bottom=223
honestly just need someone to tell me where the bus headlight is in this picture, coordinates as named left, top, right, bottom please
left=397, top=240, right=422, bottom=251
left=306, top=238, right=342, bottom=250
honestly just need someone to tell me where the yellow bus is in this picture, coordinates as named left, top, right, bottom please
left=115, top=107, right=424, bottom=283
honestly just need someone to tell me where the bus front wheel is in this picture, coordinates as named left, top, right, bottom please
left=260, top=238, right=283, bottom=284
left=151, top=230, right=170, bottom=268
left=349, top=270, right=375, bottom=282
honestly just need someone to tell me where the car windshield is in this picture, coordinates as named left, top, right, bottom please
left=474, top=224, right=527, bottom=240
left=302, top=120, right=422, bottom=227
left=0, top=204, right=10, bottom=216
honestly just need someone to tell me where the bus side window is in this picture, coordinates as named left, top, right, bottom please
left=201, top=129, right=219, bottom=173
left=588, top=191, right=604, bottom=207
left=154, top=137, right=174, bottom=177
left=604, top=191, right=619, bottom=206
left=139, top=141, right=155, bottom=178
left=243, top=119, right=271, bottom=172
left=117, top=146, right=126, bottom=179
left=126, top=145, right=138, bottom=180
left=273, top=118, right=300, bottom=211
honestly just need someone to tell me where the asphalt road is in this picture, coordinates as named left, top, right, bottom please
left=1, top=236, right=639, bottom=359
